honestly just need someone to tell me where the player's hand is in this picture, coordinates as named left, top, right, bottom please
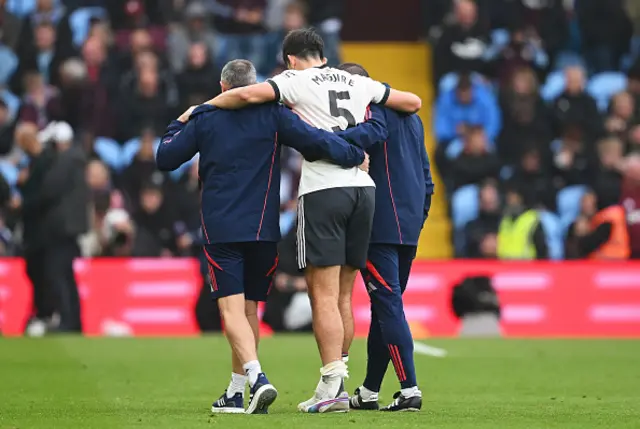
left=177, top=105, right=198, bottom=123
left=358, top=153, right=370, bottom=173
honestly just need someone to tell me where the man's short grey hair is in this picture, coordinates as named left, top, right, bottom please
left=221, top=59, right=257, bottom=89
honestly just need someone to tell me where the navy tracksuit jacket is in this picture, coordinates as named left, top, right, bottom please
left=338, top=105, right=434, bottom=389
left=156, top=103, right=365, bottom=300
left=156, top=103, right=365, bottom=244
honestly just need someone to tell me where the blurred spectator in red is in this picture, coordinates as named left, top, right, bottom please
left=593, top=137, right=625, bottom=209
left=0, top=0, right=23, bottom=50
left=463, top=181, right=501, bottom=258
left=621, top=154, right=640, bottom=259
left=497, top=67, right=552, bottom=164
left=433, top=0, right=491, bottom=85
left=551, top=66, right=602, bottom=140
left=451, top=125, right=501, bottom=191
left=577, top=0, right=633, bottom=73
left=0, top=99, right=15, bottom=154
left=176, top=42, right=221, bottom=109
left=508, top=145, right=555, bottom=211
left=551, top=124, right=596, bottom=189
left=117, top=66, right=176, bottom=140
left=168, top=1, right=218, bottom=74
left=108, top=0, right=168, bottom=52
left=18, top=71, right=64, bottom=128
left=214, top=0, right=267, bottom=68
left=120, top=127, right=167, bottom=210
left=605, top=91, right=637, bottom=145
left=491, top=22, right=549, bottom=86
left=16, top=0, right=73, bottom=61
left=78, top=35, right=117, bottom=140
left=131, top=182, right=178, bottom=257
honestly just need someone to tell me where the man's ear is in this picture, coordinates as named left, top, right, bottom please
left=322, top=57, right=328, bottom=65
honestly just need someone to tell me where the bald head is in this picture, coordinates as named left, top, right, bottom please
left=220, top=60, right=257, bottom=92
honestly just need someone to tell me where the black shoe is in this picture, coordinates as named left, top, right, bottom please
left=211, top=390, right=245, bottom=414
left=349, top=387, right=380, bottom=410
left=380, top=391, right=422, bottom=412
left=246, top=373, right=278, bottom=414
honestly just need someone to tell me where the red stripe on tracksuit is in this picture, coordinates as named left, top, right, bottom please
left=266, top=255, right=279, bottom=294
left=365, top=260, right=393, bottom=292
left=257, top=133, right=278, bottom=240
left=203, top=247, right=223, bottom=291
left=389, top=344, right=407, bottom=382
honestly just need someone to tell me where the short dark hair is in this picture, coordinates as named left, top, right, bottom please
left=282, top=28, right=324, bottom=67
left=337, top=63, right=369, bottom=77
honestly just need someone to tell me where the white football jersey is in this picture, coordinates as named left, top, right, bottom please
left=268, top=66, right=390, bottom=196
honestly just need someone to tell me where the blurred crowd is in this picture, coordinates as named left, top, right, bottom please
left=427, top=0, right=640, bottom=260
left=0, top=0, right=343, bottom=333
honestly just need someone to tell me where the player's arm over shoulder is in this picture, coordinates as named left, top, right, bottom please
left=266, top=69, right=301, bottom=106
left=355, top=75, right=422, bottom=114
left=205, top=82, right=278, bottom=109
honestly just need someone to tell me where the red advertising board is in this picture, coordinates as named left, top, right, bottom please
left=1, top=259, right=640, bottom=337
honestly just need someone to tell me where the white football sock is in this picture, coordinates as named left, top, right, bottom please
left=319, top=360, right=347, bottom=397
left=226, top=372, right=247, bottom=397
left=400, top=386, right=421, bottom=398
left=359, top=385, right=378, bottom=400
left=243, top=360, right=262, bottom=386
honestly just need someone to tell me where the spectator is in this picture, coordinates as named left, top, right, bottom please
left=551, top=66, right=603, bottom=140
left=434, top=72, right=501, bottom=145
left=490, top=22, right=549, bottom=86
left=78, top=36, right=117, bottom=140
left=108, top=0, right=168, bottom=52
left=594, top=137, right=625, bottom=207
left=500, top=0, right=568, bottom=65
left=508, top=145, right=555, bottom=211
left=621, top=154, right=640, bottom=258
left=0, top=99, right=15, bottom=154
left=119, top=50, right=178, bottom=113
left=496, top=185, right=547, bottom=260
left=627, top=64, right=640, bottom=120
left=15, top=122, right=57, bottom=335
left=433, top=0, right=491, bottom=85
left=497, top=66, right=552, bottom=164
left=213, top=0, right=267, bottom=67
left=577, top=0, right=633, bottom=73
left=565, top=190, right=597, bottom=259
left=167, top=1, right=218, bottom=74
left=605, top=91, right=637, bottom=144
left=170, top=161, right=202, bottom=257
left=0, top=0, right=23, bottom=50
left=39, top=121, right=88, bottom=332
left=262, top=1, right=306, bottom=76
left=131, top=182, right=178, bottom=257
left=551, top=124, right=596, bottom=189
left=567, top=189, right=629, bottom=260
left=117, top=66, right=175, bottom=140
left=306, top=0, right=343, bottom=66
left=176, top=42, right=221, bottom=109
left=14, top=21, right=71, bottom=90
left=450, top=126, right=501, bottom=191
left=18, top=71, right=64, bottom=128
left=119, top=126, right=166, bottom=210
left=16, top=0, right=73, bottom=61
left=117, top=27, right=156, bottom=72
left=57, top=58, right=86, bottom=129
left=463, top=181, right=501, bottom=258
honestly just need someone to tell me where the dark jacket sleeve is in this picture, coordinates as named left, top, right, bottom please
left=577, top=222, right=613, bottom=257
left=336, top=104, right=389, bottom=150
left=39, top=151, right=74, bottom=204
left=418, top=118, right=434, bottom=222
left=156, top=119, right=199, bottom=171
left=276, top=106, right=365, bottom=168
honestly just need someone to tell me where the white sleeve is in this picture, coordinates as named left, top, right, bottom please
left=354, top=75, right=391, bottom=105
left=267, top=70, right=301, bottom=106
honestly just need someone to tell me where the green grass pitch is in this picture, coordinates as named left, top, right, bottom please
left=1, top=336, right=640, bottom=428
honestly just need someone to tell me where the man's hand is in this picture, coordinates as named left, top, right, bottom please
left=358, top=153, right=370, bottom=173
left=177, top=105, right=198, bottom=123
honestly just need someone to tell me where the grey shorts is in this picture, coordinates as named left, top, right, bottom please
left=296, top=186, right=375, bottom=270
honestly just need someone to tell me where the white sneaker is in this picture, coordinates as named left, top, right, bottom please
left=298, top=376, right=349, bottom=413
left=26, top=319, right=47, bottom=337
